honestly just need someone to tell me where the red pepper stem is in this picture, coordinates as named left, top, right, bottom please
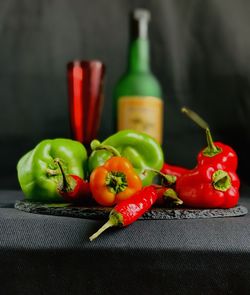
left=144, top=168, right=176, bottom=185
left=164, top=188, right=183, bottom=205
left=89, top=219, right=115, bottom=241
left=89, top=213, right=120, bottom=241
left=205, top=128, right=218, bottom=154
left=181, top=107, right=220, bottom=156
left=90, top=140, right=121, bottom=157
left=181, top=107, right=209, bottom=130
left=212, top=170, right=231, bottom=192
left=54, top=158, right=70, bottom=191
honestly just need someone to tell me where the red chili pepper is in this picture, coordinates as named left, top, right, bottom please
left=89, top=186, right=158, bottom=241
left=175, top=165, right=240, bottom=208
left=182, top=108, right=238, bottom=171
left=56, top=160, right=91, bottom=203
left=161, top=163, right=189, bottom=179
left=155, top=186, right=183, bottom=206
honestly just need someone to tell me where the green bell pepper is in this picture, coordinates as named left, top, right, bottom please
left=17, top=138, right=87, bottom=202
left=88, top=130, right=164, bottom=186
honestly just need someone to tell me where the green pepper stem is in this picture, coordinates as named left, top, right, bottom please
left=90, top=140, right=121, bottom=157
left=212, top=170, right=231, bottom=192
left=54, top=158, right=70, bottom=191
left=205, top=128, right=218, bottom=154
left=144, top=168, right=176, bottom=185
left=181, top=107, right=219, bottom=156
left=47, top=168, right=60, bottom=176
left=163, top=188, right=183, bottom=205
left=105, top=171, right=128, bottom=194
left=181, top=107, right=209, bottom=130
left=89, top=218, right=116, bottom=241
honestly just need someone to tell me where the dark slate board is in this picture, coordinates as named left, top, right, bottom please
left=14, top=200, right=248, bottom=220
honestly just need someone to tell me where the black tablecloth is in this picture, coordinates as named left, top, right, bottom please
left=1, top=188, right=250, bottom=295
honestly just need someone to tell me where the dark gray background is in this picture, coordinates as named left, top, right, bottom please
left=1, top=0, right=250, bottom=188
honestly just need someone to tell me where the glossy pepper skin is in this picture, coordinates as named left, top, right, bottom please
left=89, top=156, right=142, bottom=206
left=55, top=159, right=91, bottom=203
left=161, top=163, right=189, bottom=180
left=155, top=186, right=183, bottom=206
left=161, top=141, right=238, bottom=180
left=175, top=165, right=240, bottom=208
left=59, top=174, right=91, bottom=203
left=181, top=108, right=238, bottom=171
left=198, top=141, right=238, bottom=171
left=89, top=186, right=158, bottom=241
left=88, top=130, right=164, bottom=186
left=17, top=138, right=87, bottom=202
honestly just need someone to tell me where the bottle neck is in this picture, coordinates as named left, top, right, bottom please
left=128, top=38, right=150, bottom=73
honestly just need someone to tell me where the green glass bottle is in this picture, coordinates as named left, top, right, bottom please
left=114, top=9, right=163, bottom=144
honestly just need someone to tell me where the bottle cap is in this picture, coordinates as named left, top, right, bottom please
left=133, top=9, right=151, bottom=22
left=130, top=8, right=151, bottom=39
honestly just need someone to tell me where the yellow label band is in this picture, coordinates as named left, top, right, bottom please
left=117, top=96, right=163, bottom=144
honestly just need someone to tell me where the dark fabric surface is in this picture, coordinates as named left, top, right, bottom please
left=1, top=188, right=250, bottom=294
left=1, top=0, right=250, bottom=189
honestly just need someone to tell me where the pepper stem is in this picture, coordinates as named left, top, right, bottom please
left=47, top=168, right=60, bottom=176
left=163, top=188, right=183, bottom=205
left=89, top=219, right=114, bottom=241
left=54, top=158, right=71, bottom=192
left=144, top=168, right=176, bottom=185
left=90, top=140, right=121, bottom=157
left=212, top=170, right=231, bottom=192
left=181, top=107, right=209, bottom=130
left=105, top=171, right=128, bottom=194
left=181, top=107, right=221, bottom=157
left=203, top=128, right=220, bottom=156
left=89, top=214, right=119, bottom=241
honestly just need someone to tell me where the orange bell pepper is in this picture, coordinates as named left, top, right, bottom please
left=89, top=156, right=142, bottom=206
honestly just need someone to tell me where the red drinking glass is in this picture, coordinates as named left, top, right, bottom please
left=67, top=60, right=105, bottom=147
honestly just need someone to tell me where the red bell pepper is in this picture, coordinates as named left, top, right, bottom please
left=182, top=107, right=238, bottom=171
left=197, top=140, right=238, bottom=171
left=175, top=165, right=240, bottom=208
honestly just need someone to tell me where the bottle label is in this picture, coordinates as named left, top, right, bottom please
left=117, top=96, right=163, bottom=144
